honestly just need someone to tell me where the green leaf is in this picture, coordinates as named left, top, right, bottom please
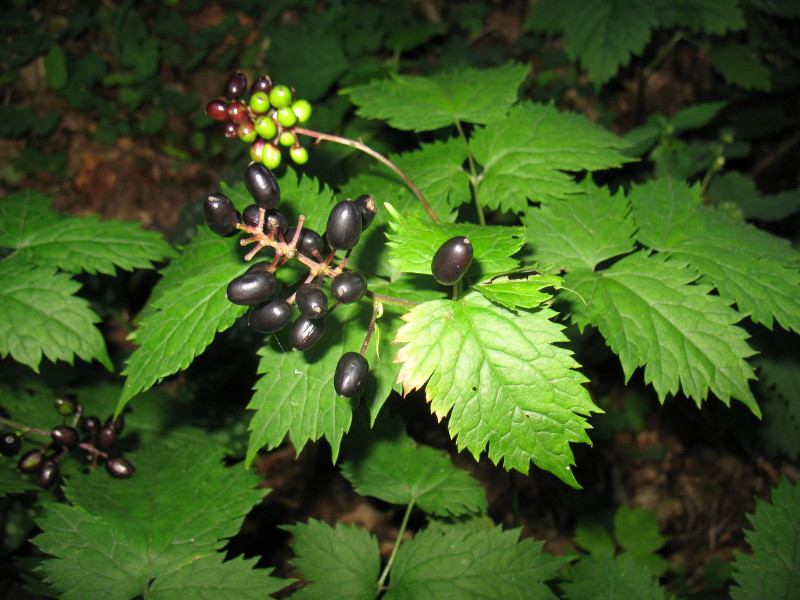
left=522, top=179, right=637, bottom=271
left=614, top=506, right=670, bottom=575
left=340, top=413, right=488, bottom=516
left=384, top=526, right=567, bottom=600
left=33, top=441, right=283, bottom=600
left=709, top=44, right=771, bottom=91
left=394, top=292, right=599, bottom=487
left=561, top=553, right=669, bottom=600
left=0, top=191, right=176, bottom=274
left=44, top=43, right=69, bottom=90
left=394, top=138, right=471, bottom=214
left=656, top=0, right=745, bottom=34
left=284, top=519, right=379, bottom=600
left=670, top=101, right=728, bottom=132
left=345, top=63, right=529, bottom=131
left=754, top=354, right=800, bottom=460
left=566, top=252, right=759, bottom=414
left=629, top=178, right=800, bottom=334
left=573, top=520, right=616, bottom=556
left=471, top=102, right=633, bottom=213
left=476, top=272, right=563, bottom=310
left=0, top=260, right=112, bottom=372
left=749, top=0, right=800, bottom=18
left=731, top=478, right=800, bottom=600
left=709, top=172, right=800, bottom=222
left=386, top=210, right=523, bottom=281
left=118, top=227, right=248, bottom=410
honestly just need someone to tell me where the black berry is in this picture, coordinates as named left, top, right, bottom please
left=295, top=284, right=328, bottom=319
left=244, top=162, right=280, bottom=210
left=18, top=449, right=44, bottom=472
left=246, top=261, right=272, bottom=274
left=250, top=76, right=273, bottom=96
left=290, top=316, right=326, bottom=351
left=242, top=204, right=261, bottom=227
left=1, top=432, right=21, bottom=457
left=431, top=237, right=474, bottom=286
left=95, top=426, right=117, bottom=452
left=227, top=271, right=277, bottom=305
left=205, top=193, right=240, bottom=237
left=353, top=194, right=377, bottom=230
left=287, top=227, right=324, bottom=257
left=81, top=416, right=101, bottom=435
left=334, top=352, right=369, bottom=398
left=224, top=72, right=248, bottom=101
left=51, top=425, right=79, bottom=449
left=326, top=201, right=362, bottom=250
left=249, top=298, right=292, bottom=334
left=105, top=414, right=125, bottom=435
left=264, top=209, right=288, bottom=236
left=37, top=460, right=59, bottom=489
left=331, top=271, right=367, bottom=304
left=106, top=457, right=135, bottom=479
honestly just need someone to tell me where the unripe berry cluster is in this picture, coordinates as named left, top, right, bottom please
left=0, top=397, right=134, bottom=489
left=206, top=72, right=312, bottom=169
left=204, top=162, right=378, bottom=397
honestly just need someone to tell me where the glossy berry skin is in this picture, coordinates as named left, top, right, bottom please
left=249, top=299, right=292, bottom=334
left=295, top=284, right=328, bottom=319
left=249, top=91, right=270, bottom=113
left=54, top=396, right=77, bottom=416
left=326, top=201, right=362, bottom=250
left=1, top=433, right=21, bottom=457
left=227, top=101, right=248, bottom=123
left=18, top=449, right=44, bottom=472
left=37, top=460, right=60, bottom=489
left=291, top=99, right=312, bottom=123
left=206, top=100, right=229, bottom=121
left=334, top=352, right=369, bottom=397
left=251, top=76, right=273, bottom=95
left=205, top=193, right=240, bottom=237
left=106, top=414, right=125, bottom=434
left=246, top=261, right=272, bottom=274
left=331, top=271, right=367, bottom=304
left=264, top=209, right=288, bottom=235
left=51, top=425, right=79, bottom=449
left=225, top=72, right=247, bottom=101
left=278, top=130, right=296, bottom=147
left=289, top=146, right=309, bottom=165
left=354, top=194, right=377, bottom=230
left=238, top=119, right=257, bottom=143
left=431, top=236, right=473, bottom=285
left=262, top=143, right=282, bottom=169
left=95, top=426, right=118, bottom=452
left=250, top=138, right=266, bottom=163
left=223, top=120, right=239, bottom=139
left=81, top=416, right=101, bottom=435
left=245, top=162, right=281, bottom=209
left=269, top=85, right=293, bottom=108
left=290, top=316, right=326, bottom=351
left=254, top=115, right=278, bottom=139
left=227, top=271, right=277, bottom=305
left=106, top=457, right=135, bottom=479
left=242, top=204, right=262, bottom=228
left=286, top=227, right=324, bottom=256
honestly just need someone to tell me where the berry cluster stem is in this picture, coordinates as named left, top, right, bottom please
left=0, top=416, right=49, bottom=438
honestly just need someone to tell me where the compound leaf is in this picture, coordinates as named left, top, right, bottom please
left=118, top=227, right=248, bottom=410
left=561, top=553, right=669, bottom=600
left=384, top=526, right=567, bottom=600
left=340, top=413, right=487, bottom=516
left=0, top=190, right=176, bottom=274
left=0, top=261, right=112, bottom=372
left=567, top=252, right=758, bottom=414
left=630, top=178, right=800, bottom=334
left=284, top=519, right=379, bottom=600
left=472, top=103, right=632, bottom=213
left=731, top=478, right=800, bottom=600
left=345, top=63, right=529, bottom=131
left=33, top=441, right=282, bottom=600
left=393, top=292, right=598, bottom=487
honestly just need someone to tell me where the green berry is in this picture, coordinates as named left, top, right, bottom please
left=291, top=99, right=312, bottom=123
left=238, top=119, right=258, bottom=143
left=269, top=85, right=293, bottom=109
left=249, top=91, right=270, bottom=113
left=275, top=106, right=297, bottom=128
left=254, top=116, right=278, bottom=140
left=279, top=130, right=296, bottom=147
left=54, top=397, right=77, bottom=416
left=290, top=146, right=309, bottom=165
left=262, top=143, right=282, bottom=169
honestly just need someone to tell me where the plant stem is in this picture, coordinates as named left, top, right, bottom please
left=366, top=291, right=419, bottom=310
left=0, top=417, right=50, bottom=438
left=377, top=500, right=415, bottom=591
left=360, top=297, right=382, bottom=356
left=454, top=119, right=485, bottom=226
left=294, top=127, right=440, bottom=223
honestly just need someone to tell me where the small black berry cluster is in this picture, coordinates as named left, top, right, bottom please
left=0, top=397, right=134, bottom=489
left=204, top=162, right=378, bottom=398
left=206, top=72, right=312, bottom=169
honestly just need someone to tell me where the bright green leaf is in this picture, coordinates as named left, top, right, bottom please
left=476, top=272, right=563, bottom=310
left=394, top=293, right=599, bottom=487
left=345, top=63, right=529, bottom=131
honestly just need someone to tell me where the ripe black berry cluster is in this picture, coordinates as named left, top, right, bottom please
left=205, top=162, right=379, bottom=398
left=0, top=397, right=134, bottom=489
left=206, top=71, right=312, bottom=169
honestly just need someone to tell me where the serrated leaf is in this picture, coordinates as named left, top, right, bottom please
left=614, top=506, right=670, bottom=575
left=754, top=355, right=800, bottom=460
left=0, top=191, right=176, bottom=274
left=340, top=413, right=487, bottom=516
left=118, top=227, right=248, bottom=410
left=33, top=441, right=279, bottom=600
left=393, top=138, right=471, bottom=213
left=709, top=44, right=771, bottom=91
left=731, top=478, right=800, bottom=600
left=566, top=252, right=758, bottom=414
left=472, top=103, right=633, bottom=213
left=561, top=553, right=669, bottom=600
left=476, top=273, right=563, bottom=310
left=522, top=179, right=636, bottom=270
left=656, top=0, right=745, bottom=34
left=386, top=211, right=523, bottom=280
left=384, top=526, right=567, bottom=600
left=284, top=519, right=379, bottom=600
left=573, top=520, right=616, bottom=556
left=394, top=293, right=598, bottom=487
left=670, top=101, right=728, bottom=131
left=345, top=63, right=529, bottom=131
left=0, top=260, right=112, bottom=372
left=630, top=178, right=800, bottom=334
left=709, top=172, right=800, bottom=222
